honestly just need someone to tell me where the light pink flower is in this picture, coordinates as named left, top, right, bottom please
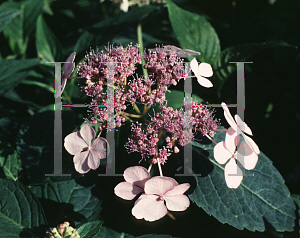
left=190, top=58, right=213, bottom=88
left=221, top=102, right=260, bottom=154
left=132, top=176, right=190, bottom=222
left=214, top=127, right=258, bottom=188
left=114, top=166, right=150, bottom=200
left=64, top=124, right=109, bottom=174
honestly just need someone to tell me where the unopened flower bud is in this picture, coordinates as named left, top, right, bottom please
left=149, top=158, right=158, bottom=164
left=174, top=146, right=180, bottom=153
left=63, top=225, right=75, bottom=237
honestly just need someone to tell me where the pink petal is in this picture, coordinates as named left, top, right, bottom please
left=114, top=182, right=143, bottom=200
left=132, top=194, right=167, bottom=222
left=91, top=137, right=110, bottom=159
left=80, top=124, right=96, bottom=146
left=63, top=52, right=76, bottom=77
left=64, top=132, right=87, bottom=155
left=198, top=62, right=213, bottom=77
left=87, top=150, right=101, bottom=170
left=164, top=195, right=190, bottom=211
left=224, top=158, right=243, bottom=189
left=221, top=103, right=237, bottom=131
left=61, top=77, right=67, bottom=94
left=73, top=151, right=90, bottom=174
left=236, top=140, right=258, bottom=170
left=164, top=183, right=190, bottom=197
left=124, top=166, right=150, bottom=189
left=234, top=114, right=253, bottom=136
left=197, top=75, right=213, bottom=88
left=213, top=141, right=231, bottom=164
left=225, top=127, right=240, bottom=153
left=241, top=133, right=260, bottom=155
left=144, top=176, right=178, bottom=196
left=190, top=58, right=199, bottom=75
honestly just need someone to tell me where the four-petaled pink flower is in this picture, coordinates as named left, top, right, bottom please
left=221, top=102, right=260, bottom=154
left=114, top=166, right=191, bottom=222
left=132, top=176, right=190, bottom=222
left=64, top=124, right=110, bottom=174
left=114, top=166, right=150, bottom=200
left=214, top=127, right=258, bottom=188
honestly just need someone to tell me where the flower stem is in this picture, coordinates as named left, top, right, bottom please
left=122, top=114, right=134, bottom=123
left=205, top=134, right=217, bottom=145
left=148, top=164, right=152, bottom=172
left=157, top=159, right=163, bottom=176
left=122, top=111, right=143, bottom=118
left=167, top=211, right=176, bottom=220
left=215, top=129, right=227, bottom=132
left=132, top=102, right=142, bottom=114
left=137, top=22, right=148, bottom=79
left=142, top=103, right=151, bottom=116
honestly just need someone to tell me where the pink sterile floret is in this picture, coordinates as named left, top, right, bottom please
left=114, top=166, right=150, bottom=200
left=64, top=124, right=110, bottom=174
left=132, top=176, right=190, bottom=222
left=213, top=127, right=258, bottom=189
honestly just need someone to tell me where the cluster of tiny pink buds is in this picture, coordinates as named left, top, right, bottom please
left=125, top=101, right=220, bottom=164
left=125, top=122, right=159, bottom=159
left=88, top=99, right=126, bottom=130
left=77, top=43, right=142, bottom=85
left=157, top=146, right=171, bottom=164
left=127, top=77, right=167, bottom=105
left=144, top=47, right=186, bottom=87
left=152, top=104, right=193, bottom=147
left=77, top=44, right=142, bottom=129
left=190, top=101, right=220, bottom=138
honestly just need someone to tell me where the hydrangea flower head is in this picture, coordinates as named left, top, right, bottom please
left=46, top=221, right=80, bottom=238
left=64, top=124, right=110, bottom=174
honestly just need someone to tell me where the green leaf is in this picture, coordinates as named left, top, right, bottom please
left=213, top=42, right=297, bottom=97
left=73, top=30, right=94, bottom=53
left=0, top=178, right=46, bottom=238
left=0, top=58, right=39, bottom=95
left=291, top=194, right=300, bottom=236
left=77, top=221, right=103, bottom=238
left=23, top=0, right=44, bottom=37
left=16, top=105, right=76, bottom=184
left=166, top=90, right=203, bottom=110
left=1, top=0, right=43, bottom=55
left=30, top=179, right=102, bottom=227
left=166, top=0, right=220, bottom=64
left=77, top=221, right=176, bottom=238
left=0, top=8, right=20, bottom=32
left=0, top=2, right=25, bottom=55
left=0, top=149, right=21, bottom=181
left=188, top=127, right=296, bottom=232
left=36, top=14, right=63, bottom=63
left=93, top=5, right=159, bottom=29
left=78, top=221, right=127, bottom=238
left=42, top=0, right=54, bottom=15
left=0, top=116, right=24, bottom=182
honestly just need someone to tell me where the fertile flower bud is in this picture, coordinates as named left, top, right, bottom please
left=174, top=146, right=180, bottom=153
left=46, top=222, right=80, bottom=238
